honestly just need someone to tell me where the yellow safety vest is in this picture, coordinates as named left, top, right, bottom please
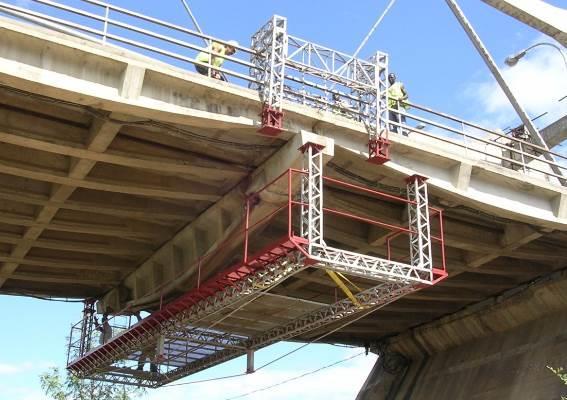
left=388, top=82, right=408, bottom=109
left=196, top=42, right=227, bottom=68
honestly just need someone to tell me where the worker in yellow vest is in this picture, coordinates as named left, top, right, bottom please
left=195, top=40, right=238, bottom=81
left=388, top=73, right=409, bottom=135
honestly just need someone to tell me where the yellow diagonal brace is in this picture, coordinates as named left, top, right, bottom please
left=325, top=270, right=361, bottom=308
left=336, top=272, right=362, bottom=292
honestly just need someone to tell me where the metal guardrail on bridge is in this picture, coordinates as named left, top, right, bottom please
left=0, top=0, right=565, bottom=186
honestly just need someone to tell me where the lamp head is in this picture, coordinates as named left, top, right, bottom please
left=504, top=51, right=526, bottom=67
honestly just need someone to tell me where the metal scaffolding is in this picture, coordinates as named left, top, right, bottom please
left=67, top=140, right=446, bottom=387
left=249, top=15, right=389, bottom=156
left=250, top=15, right=288, bottom=135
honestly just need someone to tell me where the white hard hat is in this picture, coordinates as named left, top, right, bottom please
left=227, top=40, right=239, bottom=48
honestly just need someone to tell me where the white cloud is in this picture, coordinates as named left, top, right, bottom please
left=0, top=361, right=55, bottom=375
left=0, top=363, right=23, bottom=374
left=0, top=383, right=48, bottom=400
left=144, top=349, right=377, bottom=400
left=465, top=37, right=567, bottom=132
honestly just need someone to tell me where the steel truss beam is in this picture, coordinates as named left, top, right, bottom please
left=407, top=175, right=433, bottom=281
left=250, top=15, right=388, bottom=141
left=159, top=280, right=417, bottom=385
left=68, top=241, right=306, bottom=376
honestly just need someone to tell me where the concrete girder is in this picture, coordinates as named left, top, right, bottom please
left=0, top=123, right=249, bottom=180
left=0, top=227, right=149, bottom=257
left=323, top=188, right=550, bottom=264
left=0, top=184, right=199, bottom=223
left=99, top=130, right=334, bottom=312
left=0, top=253, right=135, bottom=272
left=0, top=117, right=124, bottom=287
left=0, top=208, right=169, bottom=243
left=465, top=223, right=542, bottom=268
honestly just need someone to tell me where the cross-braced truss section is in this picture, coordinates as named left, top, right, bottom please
left=250, top=15, right=389, bottom=142
left=250, top=15, right=288, bottom=135
left=67, top=143, right=446, bottom=387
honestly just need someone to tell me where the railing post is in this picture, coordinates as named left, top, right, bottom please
left=461, top=121, right=468, bottom=157
left=102, top=6, right=109, bottom=43
left=519, top=140, right=527, bottom=174
left=406, top=175, right=433, bottom=281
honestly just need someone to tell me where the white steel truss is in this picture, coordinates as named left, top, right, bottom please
left=367, top=52, right=389, bottom=140
left=307, top=244, right=433, bottom=284
left=301, top=143, right=324, bottom=247
left=250, top=15, right=288, bottom=112
left=407, top=175, right=433, bottom=282
left=299, top=144, right=435, bottom=285
left=157, top=280, right=417, bottom=385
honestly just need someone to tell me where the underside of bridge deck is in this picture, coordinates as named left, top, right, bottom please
left=1, top=82, right=566, bottom=346
left=1, top=12, right=567, bottom=391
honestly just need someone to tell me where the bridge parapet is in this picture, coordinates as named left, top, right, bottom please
left=1, top=0, right=565, bottom=187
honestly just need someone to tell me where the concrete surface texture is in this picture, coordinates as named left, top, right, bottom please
left=357, top=269, right=567, bottom=400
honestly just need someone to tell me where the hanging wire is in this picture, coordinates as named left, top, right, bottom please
left=1, top=291, right=85, bottom=303
left=0, top=85, right=279, bottom=151
left=179, top=0, right=205, bottom=40
left=163, top=372, right=247, bottom=387
left=255, top=301, right=385, bottom=372
left=351, top=0, right=398, bottom=59
left=223, top=352, right=365, bottom=400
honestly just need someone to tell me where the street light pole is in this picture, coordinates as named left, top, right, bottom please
left=444, top=0, right=565, bottom=185
left=505, top=42, right=567, bottom=72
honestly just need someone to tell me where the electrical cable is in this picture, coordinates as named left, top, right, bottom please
left=0, top=84, right=279, bottom=151
left=162, top=372, right=247, bottom=387
left=327, top=161, right=407, bottom=195
left=351, top=0, right=398, bottom=59
left=223, top=352, right=365, bottom=400
left=331, top=343, right=359, bottom=349
left=1, top=291, right=85, bottom=303
left=254, top=298, right=392, bottom=372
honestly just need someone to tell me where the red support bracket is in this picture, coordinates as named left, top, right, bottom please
left=368, top=136, right=391, bottom=165
left=431, top=268, right=449, bottom=284
left=258, top=104, right=284, bottom=136
left=298, top=142, right=325, bottom=154
left=404, top=174, right=428, bottom=184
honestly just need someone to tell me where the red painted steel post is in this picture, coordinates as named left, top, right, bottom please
left=243, top=197, right=250, bottom=263
left=438, top=209, right=447, bottom=272
left=288, top=169, right=292, bottom=238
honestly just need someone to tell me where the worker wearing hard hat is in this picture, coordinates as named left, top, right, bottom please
left=195, top=40, right=238, bottom=81
left=388, top=73, right=409, bottom=135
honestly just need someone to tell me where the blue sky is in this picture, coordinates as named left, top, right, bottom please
left=1, top=0, right=566, bottom=399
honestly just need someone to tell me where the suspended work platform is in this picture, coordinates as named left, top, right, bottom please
left=67, top=144, right=446, bottom=387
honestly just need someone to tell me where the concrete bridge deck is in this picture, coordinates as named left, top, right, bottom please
left=0, top=13, right=566, bottom=394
